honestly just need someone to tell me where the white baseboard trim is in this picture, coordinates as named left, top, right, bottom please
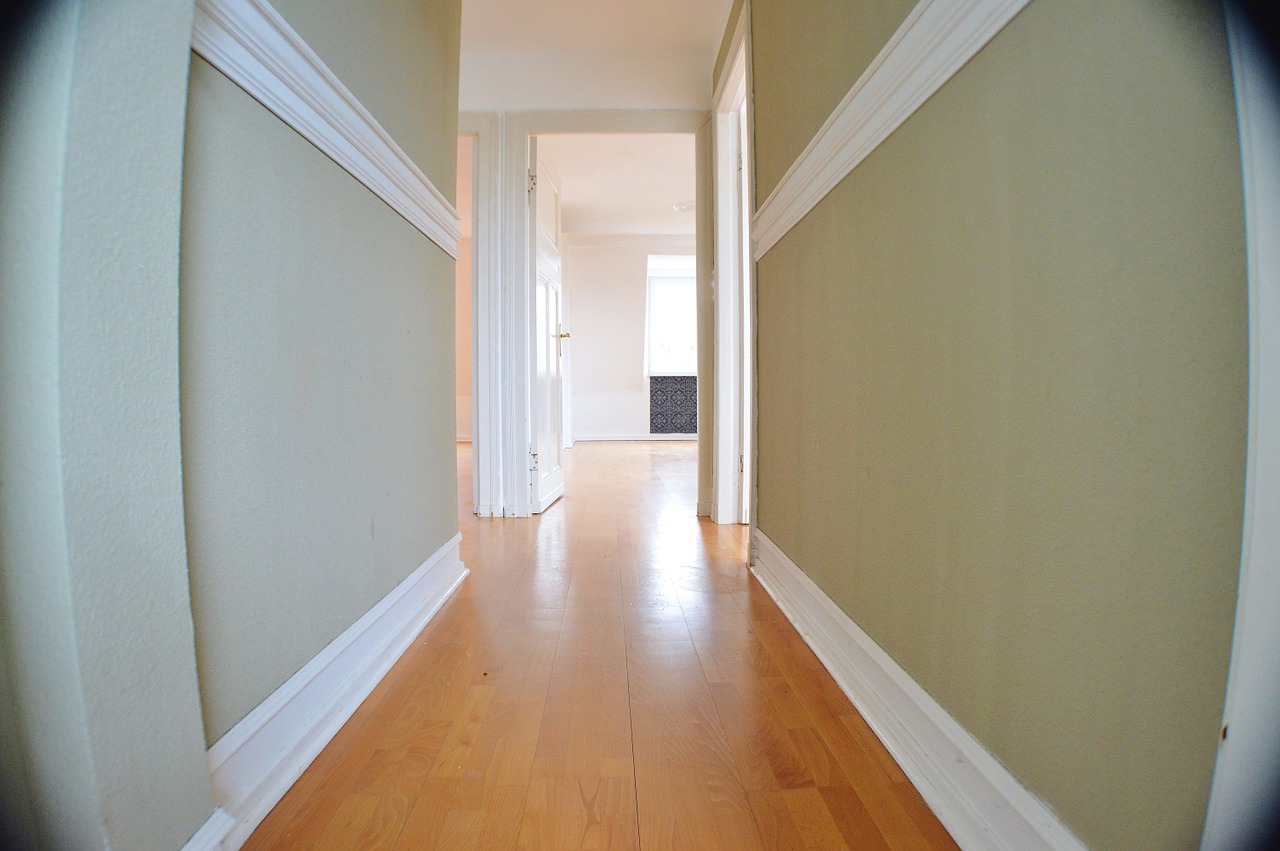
left=573, top=434, right=697, bottom=442
left=208, top=533, right=467, bottom=849
left=182, top=808, right=236, bottom=851
left=750, top=530, right=1085, bottom=851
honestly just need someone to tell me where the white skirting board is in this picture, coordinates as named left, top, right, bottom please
left=207, top=533, right=468, bottom=849
left=750, top=530, right=1085, bottom=851
left=181, top=808, right=236, bottom=851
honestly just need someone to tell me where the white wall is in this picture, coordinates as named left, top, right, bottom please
left=564, top=235, right=696, bottom=440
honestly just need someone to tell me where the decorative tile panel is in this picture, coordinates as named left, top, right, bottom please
left=650, top=376, right=697, bottom=434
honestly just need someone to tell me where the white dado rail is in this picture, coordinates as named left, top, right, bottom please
left=751, top=0, right=1032, bottom=261
left=191, top=0, right=462, bottom=259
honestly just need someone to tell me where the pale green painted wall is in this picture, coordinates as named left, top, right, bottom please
left=750, top=0, right=914, bottom=200
left=0, top=0, right=463, bottom=843
left=181, top=0, right=461, bottom=743
left=0, top=1, right=219, bottom=847
left=0, top=6, right=102, bottom=846
left=751, top=1, right=1246, bottom=848
left=271, top=0, right=462, bottom=193
left=713, top=0, right=746, bottom=97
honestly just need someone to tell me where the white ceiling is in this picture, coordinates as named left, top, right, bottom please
left=462, top=0, right=732, bottom=56
left=459, top=0, right=733, bottom=111
left=536, top=133, right=696, bottom=236
left=458, top=1, right=717, bottom=236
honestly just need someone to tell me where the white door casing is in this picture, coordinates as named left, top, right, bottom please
left=737, top=96, right=754, bottom=528
left=712, top=4, right=754, bottom=526
left=459, top=113, right=504, bottom=517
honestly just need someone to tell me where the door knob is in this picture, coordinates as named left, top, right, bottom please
left=558, top=332, right=571, bottom=339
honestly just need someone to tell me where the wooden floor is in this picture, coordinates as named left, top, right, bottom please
left=244, top=441, right=958, bottom=849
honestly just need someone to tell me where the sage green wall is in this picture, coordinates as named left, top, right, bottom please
left=751, top=1, right=1246, bottom=849
left=0, top=7, right=101, bottom=845
left=713, top=0, right=745, bottom=97
left=0, top=1, right=219, bottom=847
left=271, top=0, right=461, bottom=184
left=750, top=0, right=914, bottom=200
left=180, top=3, right=461, bottom=743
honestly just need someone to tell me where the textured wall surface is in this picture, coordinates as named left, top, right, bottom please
left=180, top=0, right=461, bottom=743
left=749, top=0, right=914, bottom=200
left=747, top=1, right=1247, bottom=848
left=0, top=1, right=220, bottom=847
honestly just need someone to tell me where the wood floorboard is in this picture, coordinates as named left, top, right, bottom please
left=243, top=442, right=957, bottom=849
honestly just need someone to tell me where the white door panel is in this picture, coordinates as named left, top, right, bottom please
left=530, top=139, right=565, bottom=512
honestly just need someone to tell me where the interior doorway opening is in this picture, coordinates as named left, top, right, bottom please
left=526, top=132, right=700, bottom=513
left=459, top=111, right=708, bottom=519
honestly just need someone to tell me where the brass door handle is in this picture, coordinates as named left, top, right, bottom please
left=558, top=332, right=571, bottom=339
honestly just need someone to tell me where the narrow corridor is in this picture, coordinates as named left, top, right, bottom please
left=244, top=442, right=957, bottom=848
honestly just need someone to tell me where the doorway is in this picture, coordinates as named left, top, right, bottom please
left=530, top=133, right=698, bottom=510
left=461, top=111, right=708, bottom=518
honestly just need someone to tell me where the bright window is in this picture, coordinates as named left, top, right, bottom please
left=646, top=255, right=697, bottom=376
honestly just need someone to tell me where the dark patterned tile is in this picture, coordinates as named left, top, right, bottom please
left=651, top=376, right=697, bottom=434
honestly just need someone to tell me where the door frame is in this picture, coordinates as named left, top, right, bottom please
left=712, top=4, right=754, bottom=526
left=458, top=113, right=503, bottom=517
left=465, top=110, right=708, bottom=517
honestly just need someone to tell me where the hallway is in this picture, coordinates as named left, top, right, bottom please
left=243, top=442, right=956, bottom=848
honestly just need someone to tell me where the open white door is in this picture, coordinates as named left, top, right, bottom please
left=529, top=138, right=566, bottom=512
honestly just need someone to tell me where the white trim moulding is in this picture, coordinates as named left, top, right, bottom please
left=751, top=530, right=1086, bottom=851
left=192, top=0, right=462, bottom=258
left=181, top=808, right=236, bottom=851
left=208, top=534, right=467, bottom=849
left=751, top=0, right=1031, bottom=260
